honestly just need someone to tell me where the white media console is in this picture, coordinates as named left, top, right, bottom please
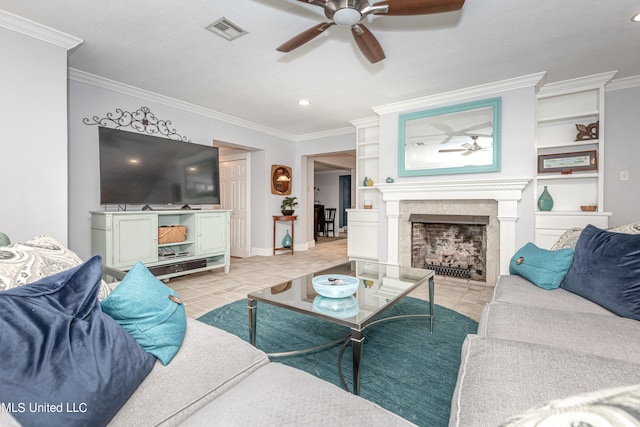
left=91, top=210, right=230, bottom=280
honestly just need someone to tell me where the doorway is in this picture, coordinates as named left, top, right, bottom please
left=339, top=175, right=351, bottom=228
left=311, top=151, right=355, bottom=242
left=218, top=156, right=250, bottom=258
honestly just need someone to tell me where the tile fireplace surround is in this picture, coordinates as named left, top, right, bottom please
left=376, top=179, right=531, bottom=282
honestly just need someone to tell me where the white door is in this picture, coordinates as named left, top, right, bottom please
left=220, top=159, right=249, bottom=257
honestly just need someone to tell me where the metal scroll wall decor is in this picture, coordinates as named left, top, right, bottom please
left=83, top=106, right=191, bottom=142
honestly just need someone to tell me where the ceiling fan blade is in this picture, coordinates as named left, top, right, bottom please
left=351, top=24, right=385, bottom=64
left=277, top=22, right=334, bottom=52
left=373, top=0, right=465, bottom=16
left=438, top=149, right=466, bottom=152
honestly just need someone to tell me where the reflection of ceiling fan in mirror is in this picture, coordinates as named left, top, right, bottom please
left=425, top=121, right=492, bottom=145
left=277, top=0, right=465, bottom=63
left=438, top=136, right=490, bottom=156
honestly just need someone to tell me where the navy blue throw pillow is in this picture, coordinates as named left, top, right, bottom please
left=561, top=225, right=640, bottom=320
left=0, top=255, right=155, bottom=427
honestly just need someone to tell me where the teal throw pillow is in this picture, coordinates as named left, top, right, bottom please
left=509, top=242, right=574, bottom=290
left=101, top=261, right=187, bottom=365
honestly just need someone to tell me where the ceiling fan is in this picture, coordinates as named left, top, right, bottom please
left=438, top=136, right=489, bottom=156
left=277, top=0, right=465, bottom=63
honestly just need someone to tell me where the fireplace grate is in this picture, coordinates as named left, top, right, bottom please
left=424, top=263, right=472, bottom=279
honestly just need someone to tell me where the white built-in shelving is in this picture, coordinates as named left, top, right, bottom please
left=534, top=71, right=617, bottom=248
left=348, top=117, right=380, bottom=260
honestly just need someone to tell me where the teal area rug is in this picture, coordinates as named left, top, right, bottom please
left=198, top=297, right=477, bottom=427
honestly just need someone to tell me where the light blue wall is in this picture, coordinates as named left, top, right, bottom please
left=67, top=79, right=297, bottom=259
left=604, top=85, right=640, bottom=227
left=375, top=86, right=538, bottom=258
left=0, top=27, right=70, bottom=244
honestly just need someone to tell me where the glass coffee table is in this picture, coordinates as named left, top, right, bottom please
left=247, top=260, right=435, bottom=395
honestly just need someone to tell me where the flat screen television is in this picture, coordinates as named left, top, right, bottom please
left=98, top=127, right=220, bottom=207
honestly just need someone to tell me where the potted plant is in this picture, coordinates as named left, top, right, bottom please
left=281, top=196, right=298, bottom=215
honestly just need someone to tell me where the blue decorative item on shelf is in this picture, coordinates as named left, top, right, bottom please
left=0, top=232, right=10, bottom=247
left=312, top=274, right=359, bottom=298
left=386, top=176, right=394, bottom=183
left=282, top=230, right=292, bottom=248
left=362, top=176, right=368, bottom=187
left=537, top=186, right=554, bottom=211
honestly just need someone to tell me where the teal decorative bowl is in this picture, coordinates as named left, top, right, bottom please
left=312, top=274, right=359, bottom=298
left=312, top=296, right=359, bottom=319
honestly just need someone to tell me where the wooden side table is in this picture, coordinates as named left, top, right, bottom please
left=273, top=215, right=297, bottom=255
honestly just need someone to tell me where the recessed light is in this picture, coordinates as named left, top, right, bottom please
left=298, top=99, right=310, bottom=106
left=633, top=12, right=640, bottom=22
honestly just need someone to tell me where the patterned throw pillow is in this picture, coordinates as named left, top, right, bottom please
left=550, top=222, right=640, bottom=251
left=500, top=384, right=640, bottom=426
left=0, top=235, right=112, bottom=300
left=550, top=227, right=583, bottom=251
left=609, top=221, right=640, bottom=234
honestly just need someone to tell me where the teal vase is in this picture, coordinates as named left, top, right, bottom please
left=0, top=232, right=9, bottom=247
left=362, top=176, right=368, bottom=187
left=282, top=230, right=292, bottom=248
left=537, top=186, right=554, bottom=211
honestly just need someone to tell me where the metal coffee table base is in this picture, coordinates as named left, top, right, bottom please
left=248, top=276, right=434, bottom=396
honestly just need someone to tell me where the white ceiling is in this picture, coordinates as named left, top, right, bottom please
left=2, top=0, right=639, bottom=139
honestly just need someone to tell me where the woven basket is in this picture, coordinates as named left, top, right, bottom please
left=158, top=225, right=187, bottom=244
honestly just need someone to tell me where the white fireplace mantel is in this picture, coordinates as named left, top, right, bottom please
left=375, top=178, right=532, bottom=275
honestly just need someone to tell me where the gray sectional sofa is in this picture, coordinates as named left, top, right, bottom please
left=449, top=270, right=640, bottom=426
left=108, top=317, right=414, bottom=426
left=0, top=236, right=414, bottom=427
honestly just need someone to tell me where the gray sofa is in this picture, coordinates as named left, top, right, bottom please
left=449, top=274, right=640, bottom=426
left=0, top=235, right=413, bottom=427
left=107, top=317, right=413, bottom=426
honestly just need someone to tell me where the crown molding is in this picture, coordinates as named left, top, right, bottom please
left=68, top=68, right=301, bottom=141
left=606, top=75, right=640, bottom=91
left=538, top=70, right=619, bottom=97
left=0, top=10, right=82, bottom=51
left=294, top=126, right=355, bottom=142
left=350, top=116, right=379, bottom=129
left=372, top=72, right=547, bottom=115
left=69, top=68, right=356, bottom=142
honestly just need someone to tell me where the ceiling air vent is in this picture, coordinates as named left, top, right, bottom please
left=205, top=17, right=248, bottom=41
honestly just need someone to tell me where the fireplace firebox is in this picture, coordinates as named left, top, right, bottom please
left=410, top=214, right=489, bottom=281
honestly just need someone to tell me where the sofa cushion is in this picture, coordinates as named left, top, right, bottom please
left=0, top=235, right=111, bottom=300
left=0, top=255, right=155, bottom=427
left=561, top=224, right=640, bottom=320
left=491, top=275, right=613, bottom=315
left=449, top=335, right=640, bottom=427
left=181, top=363, right=414, bottom=426
left=101, top=261, right=186, bottom=365
left=478, top=301, right=640, bottom=364
left=509, top=242, right=573, bottom=289
left=500, top=383, right=640, bottom=426
left=108, top=318, right=270, bottom=427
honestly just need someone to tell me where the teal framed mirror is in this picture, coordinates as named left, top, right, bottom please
left=398, top=97, right=501, bottom=176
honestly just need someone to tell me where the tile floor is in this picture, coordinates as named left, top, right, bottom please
left=168, top=238, right=493, bottom=322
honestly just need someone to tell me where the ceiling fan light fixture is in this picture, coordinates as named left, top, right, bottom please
left=632, top=12, right=640, bottom=22
left=333, top=8, right=362, bottom=25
